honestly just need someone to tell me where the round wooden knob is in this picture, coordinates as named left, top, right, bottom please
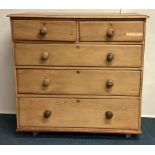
left=107, top=53, right=114, bottom=62
left=40, top=26, right=48, bottom=35
left=44, top=110, right=51, bottom=118
left=106, top=80, right=114, bottom=88
left=42, top=79, right=50, bottom=87
left=107, top=28, right=115, bottom=38
left=105, top=111, right=113, bottom=119
left=41, top=52, right=49, bottom=60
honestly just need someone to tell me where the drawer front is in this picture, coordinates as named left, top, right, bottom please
left=17, top=69, right=140, bottom=96
left=18, top=97, right=139, bottom=129
left=12, top=20, right=76, bottom=41
left=80, top=21, right=144, bottom=41
left=15, top=44, right=142, bottom=67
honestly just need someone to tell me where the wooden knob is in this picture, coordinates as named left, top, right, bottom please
left=107, top=28, right=114, bottom=38
left=107, top=53, right=114, bottom=62
left=44, top=110, right=51, bottom=118
left=105, top=111, right=113, bottom=119
left=42, top=79, right=50, bottom=87
left=40, top=26, right=48, bottom=35
left=41, top=52, right=49, bottom=60
left=106, top=80, right=114, bottom=88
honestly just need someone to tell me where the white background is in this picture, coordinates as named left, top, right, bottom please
left=0, top=9, right=155, bottom=117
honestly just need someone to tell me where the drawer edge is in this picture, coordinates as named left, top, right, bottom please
left=16, top=126, right=142, bottom=134
left=17, top=94, right=141, bottom=99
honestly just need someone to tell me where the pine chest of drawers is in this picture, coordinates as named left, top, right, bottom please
left=8, top=13, right=147, bottom=135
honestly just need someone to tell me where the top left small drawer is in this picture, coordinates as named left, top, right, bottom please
left=12, top=20, right=77, bottom=41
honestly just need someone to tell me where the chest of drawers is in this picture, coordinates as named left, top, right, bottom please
left=8, top=13, right=147, bottom=135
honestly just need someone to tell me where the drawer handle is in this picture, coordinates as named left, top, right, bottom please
left=107, top=28, right=115, bottom=38
left=40, top=26, right=48, bottom=35
left=107, top=53, right=114, bottom=62
left=106, top=80, right=114, bottom=88
left=105, top=111, right=113, bottom=119
left=42, top=79, right=50, bottom=87
left=44, top=110, right=51, bottom=118
left=41, top=52, right=49, bottom=60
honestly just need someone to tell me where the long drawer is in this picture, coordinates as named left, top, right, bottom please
left=17, top=69, right=140, bottom=96
left=80, top=21, right=144, bottom=41
left=12, top=20, right=76, bottom=41
left=14, top=44, right=142, bottom=67
left=18, top=97, right=139, bottom=129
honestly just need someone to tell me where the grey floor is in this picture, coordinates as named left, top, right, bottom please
left=0, top=114, right=155, bottom=145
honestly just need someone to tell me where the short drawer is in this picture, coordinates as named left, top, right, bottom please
left=17, top=69, right=140, bottom=96
left=12, top=20, right=76, bottom=41
left=14, top=44, right=142, bottom=67
left=18, top=97, right=139, bottom=130
left=80, top=21, right=144, bottom=41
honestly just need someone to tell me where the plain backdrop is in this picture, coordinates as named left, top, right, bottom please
left=0, top=9, right=155, bottom=117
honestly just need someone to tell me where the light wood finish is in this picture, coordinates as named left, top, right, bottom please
left=12, top=20, right=76, bottom=41
left=9, top=12, right=147, bottom=135
left=13, top=40, right=145, bottom=45
left=17, top=69, right=140, bottom=96
left=7, top=12, right=148, bottom=19
left=80, top=21, right=144, bottom=41
left=18, top=97, right=139, bottom=129
left=15, top=66, right=142, bottom=71
left=17, top=94, right=140, bottom=99
left=138, top=20, right=147, bottom=129
left=16, top=127, right=141, bottom=134
left=14, top=43, right=142, bottom=67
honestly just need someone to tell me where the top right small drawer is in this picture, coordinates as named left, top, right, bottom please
left=79, top=21, right=144, bottom=42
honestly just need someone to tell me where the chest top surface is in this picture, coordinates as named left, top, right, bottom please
left=7, top=12, right=148, bottom=19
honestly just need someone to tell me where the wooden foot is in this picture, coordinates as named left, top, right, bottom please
left=33, top=132, right=39, bottom=136
left=125, top=134, right=131, bottom=138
